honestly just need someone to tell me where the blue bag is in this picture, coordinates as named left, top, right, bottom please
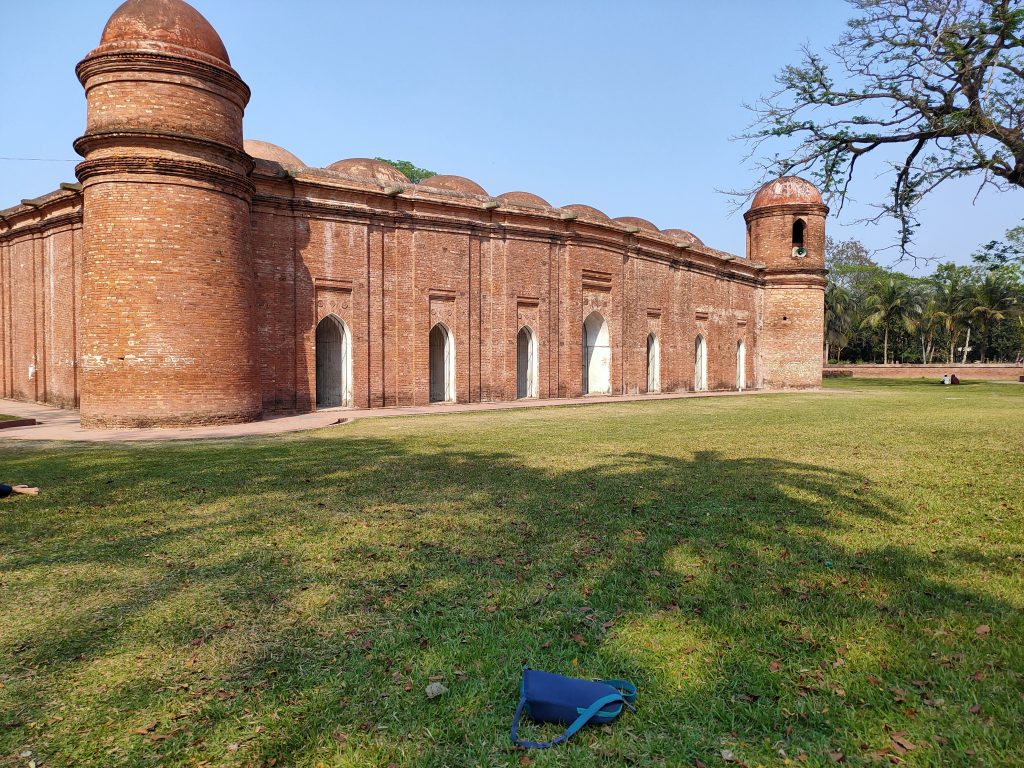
left=510, top=667, right=637, bottom=749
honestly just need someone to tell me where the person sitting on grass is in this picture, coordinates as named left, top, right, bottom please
left=1, top=483, right=38, bottom=498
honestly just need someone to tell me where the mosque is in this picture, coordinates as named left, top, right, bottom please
left=0, top=0, right=827, bottom=428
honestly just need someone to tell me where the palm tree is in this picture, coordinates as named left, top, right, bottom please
left=824, top=283, right=853, bottom=363
left=971, top=271, right=1017, bottom=362
left=932, top=267, right=974, bottom=364
left=862, top=276, right=919, bottom=364
left=907, top=294, right=942, bottom=363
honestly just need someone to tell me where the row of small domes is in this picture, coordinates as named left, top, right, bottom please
left=245, top=139, right=824, bottom=246
left=97, top=1, right=823, bottom=227
left=245, top=141, right=708, bottom=244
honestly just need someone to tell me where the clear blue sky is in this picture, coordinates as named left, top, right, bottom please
left=2, top=0, right=1020, bottom=272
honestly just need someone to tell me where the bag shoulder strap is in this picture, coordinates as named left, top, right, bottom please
left=597, top=678, right=637, bottom=707
left=511, top=692, right=623, bottom=750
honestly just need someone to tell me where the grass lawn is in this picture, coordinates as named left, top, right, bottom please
left=1, top=379, right=1022, bottom=767
left=0, top=414, right=19, bottom=421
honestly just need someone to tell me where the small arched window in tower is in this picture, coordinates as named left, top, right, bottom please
left=792, top=219, right=806, bottom=247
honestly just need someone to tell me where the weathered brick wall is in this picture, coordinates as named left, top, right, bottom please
left=825, top=364, right=1023, bottom=381
left=0, top=192, right=83, bottom=408
left=243, top=177, right=774, bottom=412
left=3, top=166, right=827, bottom=422
left=78, top=181, right=261, bottom=426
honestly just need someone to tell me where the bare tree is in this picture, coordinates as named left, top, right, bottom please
left=741, top=0, right=1024, bottom=259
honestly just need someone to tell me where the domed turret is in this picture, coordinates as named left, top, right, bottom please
left=74, top=0, right=261, bottom=427
left=743, top=175, right=828, bottom=390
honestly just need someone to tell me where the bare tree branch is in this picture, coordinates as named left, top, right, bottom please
left=734, top=0, right=1024, bottom=263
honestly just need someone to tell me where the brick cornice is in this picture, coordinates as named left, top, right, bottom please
left=73, top=130, right=252, bottom=172
left=76, top=49, right=250, bottom=108
left=76, top=155, right=255, bottom=201
left=744, top=202, right=829, bottom=223
left=0, top=212, right=82, bottom=241
left=763, top=267, right=827, bottom=289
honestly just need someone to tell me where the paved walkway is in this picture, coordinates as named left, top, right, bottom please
left=0, top=387, right=820, bottom=443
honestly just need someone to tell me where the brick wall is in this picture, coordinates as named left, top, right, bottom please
left=2, top=171, right=823, bottom=422
left=825, top=364, right=1023, bottom=381
left=241, top=176, right=774, bottom=413
left=0, top=191, right=83, bottom=408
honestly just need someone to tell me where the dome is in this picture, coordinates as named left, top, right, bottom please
left=662, top=229, right=704, bottom=246
left=497, top=191, right=551, bottom=208
left=244, top=140, right=304, bottom=167
left=613, top=216, right=659, bottom=232
left=327, top=158, right=409, bottom=185
left=417, top=175, right=488, bottom=197
left=561, top=204, right=610, bottom=221
left=750, top=176, right=823, bottom=209
left=99, top=0, right=230, bottom=65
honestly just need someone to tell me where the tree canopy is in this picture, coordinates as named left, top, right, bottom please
left=973, top=223, right=1024, bottom=266
left=823, top=236, right=1023, bottom=364
left=744, top=0, right=1024, bottom=258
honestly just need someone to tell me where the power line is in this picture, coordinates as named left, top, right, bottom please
left=0, top=157, right=77, bottom=163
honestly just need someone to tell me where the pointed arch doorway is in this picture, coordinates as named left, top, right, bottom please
left=517, top=326, right=538, bottom=399
left=315, top=315, right=352, bottom=407
left=694, top=335, right=708, bottom=392
left=429, top=323, right=455, bottom=403
left=582, top=312, right=611, bottom=395
left=647, top=333, right=660, bottom=393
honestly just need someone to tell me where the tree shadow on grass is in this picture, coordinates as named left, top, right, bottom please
left=0, top=434, right=1019, bottom=767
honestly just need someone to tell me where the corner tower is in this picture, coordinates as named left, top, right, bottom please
left=74, top=0, right=261, bottom=427
left=744, top=177, right=828, bottom=388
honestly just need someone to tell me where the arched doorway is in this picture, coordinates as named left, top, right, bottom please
left=316, top=315, right=351, bottom=407
left=429, top=323, right=455, bottom=403
left=582, top=312, right=611, bottom=395
left=517, top=326, right=538, bottom=399
left=736, top=339, right=746, bottom=391
left=694, top=335, right=707, bottom=392
left=647, top=333, right=660, bottom=393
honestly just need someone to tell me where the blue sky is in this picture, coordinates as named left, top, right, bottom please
left=2, top=0, right=1020, bottom=272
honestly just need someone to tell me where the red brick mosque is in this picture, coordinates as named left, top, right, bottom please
left=0, top=0, right=828, bottom=428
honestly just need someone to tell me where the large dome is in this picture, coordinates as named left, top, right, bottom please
left=662, top=229, right=704, bottom=246
left=613, top=216, right=659, bottom=232
left=244, top=140, right=304, bottom=167
left=98, top=0, right=230, bottom=64
left=561, top=204, right=610, bottom=221
left=327, top=158, right=409, bottom=185
left=750, top=176, right=823, bottom=209
left=497, top=191, right=551, bottom=208
left=417, top=175, right=488, bottom=197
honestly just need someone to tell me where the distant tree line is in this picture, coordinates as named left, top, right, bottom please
left=824, top=234, right=1023, bottom=365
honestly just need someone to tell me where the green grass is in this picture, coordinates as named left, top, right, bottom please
left=0, top=414, right=18, bottom=422
left=1, top=379, right=1022, bottom=767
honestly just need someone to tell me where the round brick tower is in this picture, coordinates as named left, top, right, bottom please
left=74, top=0, right=261, bottom=427
left=744, top=177, right=828, bottom=389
